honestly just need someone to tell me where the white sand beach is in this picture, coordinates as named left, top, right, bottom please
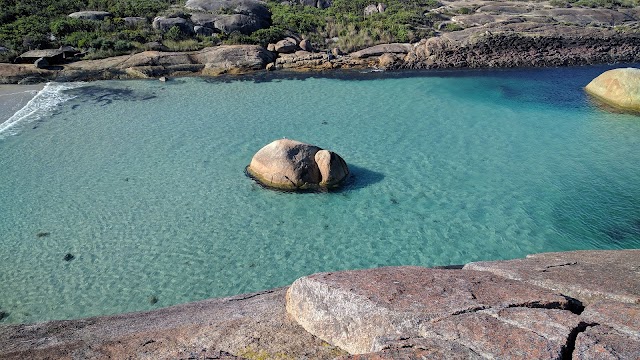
left=0, top=83, right=45, bottom=125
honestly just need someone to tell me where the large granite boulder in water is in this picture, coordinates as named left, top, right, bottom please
left=585, top=68, right=640, bottom=113
left=247, top=139, right=349, bottom=190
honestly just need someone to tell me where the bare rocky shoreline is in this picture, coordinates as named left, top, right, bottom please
left=0, top=249, right=638, bottom=359
left=2, top=0, right=640, bottom=84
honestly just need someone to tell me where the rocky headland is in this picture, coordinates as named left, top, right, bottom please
left=0, top=249, right=638, bottom=359
left=2, top=0, right=640, bottom=84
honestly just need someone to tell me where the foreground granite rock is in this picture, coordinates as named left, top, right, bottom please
left=285, top=266, right=580, bottom=355
left=464, top=249, right=640, bottom=305
left=247, top=139, right=349, bottom=190
left=585, top=68, right=640, bottom=113
left=0, top=288, right=346, bottom=360
left=0, top=250, right=638, bottom=359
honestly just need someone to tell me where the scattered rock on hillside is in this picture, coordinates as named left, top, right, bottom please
left=185, top=0, right=271, bottom=34
left=214, top=14, right=265, bottom=34
left=247, top=139, right=349, bottom=190
left=274, top=38, right=298, bottom=53
left=194, top=25, right=216, bottom=36
left=152, top=17, right=194, bottom=35
left=297, top=0, right=332, bottom=9
left=299, top=39, right=312, bottom=52
left=585, top=68, right=640, bottom=114
left=68, top=11, right=112, bottom=21
left=364, top=4, right=379, bottom=16
left=364, top=3, right=387, bottom=16
left=351, top=43, right=412, bottom=58
left=464, top=249, right=640, bottom=304
left=286, top=266, right=579, bottom=354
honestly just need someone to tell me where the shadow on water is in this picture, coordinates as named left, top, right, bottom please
left=64, top=85, right=157, bottom=107
left=201, top=62, right=640, bottom=85
left=338, top=164, right=385, bottom=192
left=553, top=182, right=640, bottom=248
left=245, top=163, right=384, bottom=195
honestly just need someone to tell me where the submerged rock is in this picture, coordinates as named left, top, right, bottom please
left=63, top=253, right=75, bottom=262
left=246, top=139, right=349, bottom=190
left=585, top=68, right=640, bottom=114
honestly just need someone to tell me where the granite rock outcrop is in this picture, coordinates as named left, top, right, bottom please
left=585, top=68, right=640, bottom=113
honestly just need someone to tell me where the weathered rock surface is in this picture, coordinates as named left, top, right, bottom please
left=214, top=14, right=265, bottom=34
left=274, top=38, right=298, bottom=53
left=49, top=45, right=273, bottom=81
left=275, top=51, right=333, bottom=70
left=286, top=266, right=578, bottom=354
left=152, top=16, right=194, bottom=35
left=580, top=301, right=640, bottom=336
left=0, top=64, right=53, bottom=84
left=297, top=0, right=332, bottom=8
left=186, top=0, right=271, bottom=34
left=247, top=139, right=349, bottom=190
left=573, top=325, right=640, bottom=360
left=68, top=11, right=112, bottom=21
left=464, top=249, right=640, bottom=305
left=351, top=43, right=413, bottom=58
left=299, top=39, right=313, bottom=52
left=585, top=68, right=640, bottom=113
left=0, top=288, right=346, bottom=360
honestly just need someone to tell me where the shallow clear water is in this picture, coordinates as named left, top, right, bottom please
left=1, top=65, right=639, bottom=324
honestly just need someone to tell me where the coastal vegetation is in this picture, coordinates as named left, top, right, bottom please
left=1, top=0, right=639, bottom=62
left=1, top=0, right=440, bottom=62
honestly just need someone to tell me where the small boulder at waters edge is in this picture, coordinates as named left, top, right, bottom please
left=585, top=68, right=640, bottom=114
left=247, top=139, right=349, bottom=190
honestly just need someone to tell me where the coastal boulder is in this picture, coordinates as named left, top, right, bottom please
left=247, top=139, right=349, bottom=190
left=274, top=38, right=298, bottom=53
left=585, top=68, right=640, bottom=113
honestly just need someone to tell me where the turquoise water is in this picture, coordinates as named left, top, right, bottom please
left=0, top=65, right=639, bottom=324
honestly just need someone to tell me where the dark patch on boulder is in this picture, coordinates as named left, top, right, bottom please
left=34, top=57, right=49, bottom=69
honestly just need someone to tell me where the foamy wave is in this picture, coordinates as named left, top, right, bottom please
left=0, top=82, right=84, bottom=138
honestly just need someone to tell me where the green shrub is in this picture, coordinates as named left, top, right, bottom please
left=163, top=25, right=187, bottom=41
left=444, top=23, right=463, bottom=31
